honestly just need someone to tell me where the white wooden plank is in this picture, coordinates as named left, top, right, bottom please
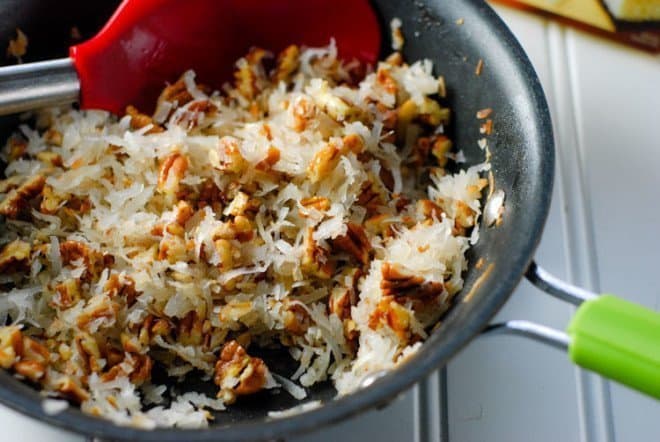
left=563, top=27, right=660, bottom=441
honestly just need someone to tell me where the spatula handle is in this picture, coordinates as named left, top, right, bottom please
left=0, top=58, right=79, bottom=116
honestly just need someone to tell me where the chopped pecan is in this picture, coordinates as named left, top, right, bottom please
left=330, top=222, right=371, bottom=265
left=0, top=239, right=31, bottom=272
left=234, top=47, right=269, bottom=100
left=76, top=294, right=119, bottom=331
left=131, top=315, right=172, bottom=349
left=158, top=233, right=189, bottom=263
left=213, top=238, right=235, bottom=269
left=101, top=351, right=153, bottom=384
left=197, top=179, right=224, bottom=211
left=6, top=28, right=28, bottom=61
left=53, top=376, right=89, bottom=403
left=126, top=105, right=164, bottom=134
left=328, top=268, right=362, bottom=320
left=214, top=340, right=268, bottom=404
left=341, top=134, right=364, bottom=155
left=156, top=76, right=194, bottom=110
left=158, top=152, right=188, bottom=195
left=0, top=174, right=45, bottom=219
left=7, top=137, right=27, bottom=161
left=14, top=336, right=49, bottom=382
left=104, top=273, right=138, bottom=306
left=14, top=359, right=46, bottom=382
left=380, top=262, right=444, bottom=302
left=288, top=96, right=317, bottom=132
left=59, top=240, right=113, bottom=280
left=36, top=151, right=64, bottom=167
left=211, top=137, right=248, bottom=174
left=273, top=44, right=300, bottom=83
left=283, top=302, right=311, bottom=336
left=300, top=196, right=330, bottom=212
left=417, top=97, right=450, bottom=126
left=396, top=99, right=417, bottom=143
left=301, top=227, right=334, bottom=279
left=315, top=82, right=359, bottom=122
left=430, top=135, right=452, bottom=167
left=417, top=199, right=444, bottom=220
left=376, top=66, right=398, bottom=97
left=255, top=146, right=281, bottom=172
left=368, top=298, right=410, bottom=341
left=43, top=128, right=63, bottom=147
left=357, top=178, right=388, bottom=216
left=364, top=214, right=397, bottom=237
left=384, top=51, right=403, bottom=66
left=0, top=326, right=23, bottom=368
left=176, top=311, right=205, bottom=346
left=213, top=215, right=254, bottom=242
left=307, top=142, right=341, bottom=183
left=52, top=279, right=82, bottom=309
left=75, top=332, right=103, bottom=373
left=40, top=185, right=66, bottom=214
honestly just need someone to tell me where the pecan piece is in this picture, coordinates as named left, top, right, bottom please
left=53, top=376, right=89, bottom=403
left=214, top=340, right=268, bottom=404
left=211, top=137, right=248, bottom=174
left=430, top=135, right=452, bottom=167
left=59, top=240, right=113, bottom=280
left=368, top=298, right=411, bottom=341
left=283, top=302, right=311, bottom=336
left=103, top=273, right=139, bottom=307
left=0, top=175, right=45, bottom=219
left=0, top=239, right=31, bottom=272
left=7, top=137, right=27, bottom=161
left=43, top=128, right=63, bottom=147
left=380, top=262, right=444, bottom=301
left=156, top=76, right=194, bottom=110
left=300, top=196, right=330, bottom=213
left=14, top=336, right=49, bottom=382
left=301, top=227, right=334, bottom=279
left=416, top=199, right=444, bottom=221
left=272, top=44, right=300, bottom=83
left=75, top=332, right=103, bottom=374
left=234, top=47, right=269, bottom=100
left=40, top=185, right=66, bottom=214
left=376, top=66, right=398, bottom=97
left=328, top=268, right=362, bottom=321
left=255, top=146, right=281, bottom=172
left=330, top=222, right=371, bottom=265
left=288, top=96, right=317, bottom=132
left=126, top=105, right=164, bottom=134
left=76, top=294, right=119, bottom=331
left=52, top=279, right=82, bottom=309
left=0, top=326, right=23, bottom=369
left=307, top=142, right=341, bottom=183
left=157, top=152, right=189, bottom=195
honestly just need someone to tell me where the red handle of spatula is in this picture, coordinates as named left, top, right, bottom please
left=70, top=0, right=381, bottom=115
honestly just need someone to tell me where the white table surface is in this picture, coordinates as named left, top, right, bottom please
left=2, top=4, right=658, bottom=441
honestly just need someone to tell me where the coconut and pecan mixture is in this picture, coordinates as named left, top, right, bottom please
left=0, top=41, right=488, bottom=428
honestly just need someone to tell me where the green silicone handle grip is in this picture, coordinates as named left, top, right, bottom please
left=567, top=295, right=660, bottom=399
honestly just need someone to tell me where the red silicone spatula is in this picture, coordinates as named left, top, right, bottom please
left=0, top=0, right=381, bottom=116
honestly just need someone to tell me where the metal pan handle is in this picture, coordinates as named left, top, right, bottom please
left=484, top=261, right=660, bottom=400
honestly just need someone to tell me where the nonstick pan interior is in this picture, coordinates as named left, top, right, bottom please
left=0, top=1, right=553, bottom=440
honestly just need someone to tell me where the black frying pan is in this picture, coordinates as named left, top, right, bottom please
left=4, top=0, right=648, bottom=441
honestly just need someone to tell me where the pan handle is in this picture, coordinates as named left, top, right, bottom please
left=484, top=261, right=660, bottom=400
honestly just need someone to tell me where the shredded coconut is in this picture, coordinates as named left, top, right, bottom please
left=0, top=41, right=492, bottom=428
